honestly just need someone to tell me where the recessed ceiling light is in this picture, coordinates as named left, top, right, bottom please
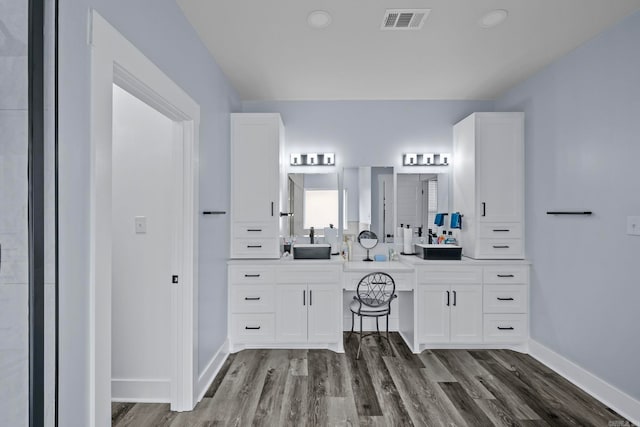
left=307, top=10, right=332, bottom=29
left=479, top=9, right=508, bottom=29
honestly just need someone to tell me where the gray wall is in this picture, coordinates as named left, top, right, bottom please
left=243, top=100, right=493, bottom=169
left=496, top=11, right=640, bottom=400
left=58, top=1, right=240, bottom=425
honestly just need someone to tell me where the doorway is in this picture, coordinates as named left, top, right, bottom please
left=90, top=11, right=200, bottom=425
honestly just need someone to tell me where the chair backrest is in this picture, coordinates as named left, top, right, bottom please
left=355, top=272, right=396, bottom=307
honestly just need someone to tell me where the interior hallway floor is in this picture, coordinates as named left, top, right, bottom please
left=112, top=333, right=630, bottom=426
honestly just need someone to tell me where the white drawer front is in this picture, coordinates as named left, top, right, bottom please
left=478, top=239, right=523, bottom=259
left=483, top=314, right=528, bottom=343
left=230, top=285, right=275, bottom=313
left=231, top=238, right=280, bottom=258
left=343, top=271, right=414, bottom=291
left=231, top=314, right=275, bottom=343
left=483, top=285, right=528, bottom=313
left=277, top=267, right=340, bottom=284
left=233, top=221, right=278, bottom=238
left=417, top=266, right=482, bottom=284
left=479, top=223, right=522, bottom=239
left=229, top=265, right=275, bottom=284
left=483, top=266, right=529, bottom=284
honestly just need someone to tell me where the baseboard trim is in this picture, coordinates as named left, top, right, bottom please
left=111, top=378, right=171, bottom=403
left=196, top=338, right=230, bottom=402
left=528, top=339, right=640, bottom=425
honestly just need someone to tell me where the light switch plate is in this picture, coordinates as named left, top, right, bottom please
left=135, top=216, right=147, bottom=234
left=627, top=216, right=640, bottom=236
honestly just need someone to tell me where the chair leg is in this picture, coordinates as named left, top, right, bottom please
left=357, top=315, right=363, bottom=359
left=386, top=314, right=390, bottom=341
left=376, top=317, right=380, bottom=336
left=348, top=312, right=354, bottom=339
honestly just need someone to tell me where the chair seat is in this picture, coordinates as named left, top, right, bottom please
left=349, top=299, right=390, bottom=316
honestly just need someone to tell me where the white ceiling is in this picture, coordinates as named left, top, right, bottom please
left=176, top=0, right=640, bottom=101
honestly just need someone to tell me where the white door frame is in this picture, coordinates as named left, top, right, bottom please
left=89, top=11, right=200, bottom=425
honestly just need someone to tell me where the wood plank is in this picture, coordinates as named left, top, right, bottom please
left=418, top=350, right=457, bottom=383
left=307, top=350, right=330, bottom=425
left=388, top=332, right=425, bottom=368
left=112, top=402, right=135, bottom=425
left=383, top=355, right=467, bottom=427
left=438, top=382, right=494, bottom=426
left=114, top=403, right=175, bottom=427
left=344, top=335, right=384, bottom=416
left=360, top=341, right=414, bottom=426
left=204, top=353, right=237, bottom=398
left=432, top=350, right=495, bottom=400
left=474, top=397, right=525, bottom=427
left=279, top=375, right=308, bottom=426
left=251, top=351, right=290, bottom=426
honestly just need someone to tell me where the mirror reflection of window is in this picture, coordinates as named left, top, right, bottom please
left=303, top=190, right=339, bottom=230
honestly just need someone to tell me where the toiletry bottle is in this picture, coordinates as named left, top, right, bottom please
left=438, top=231, right=447, bottom=244
left=445, top=231, right=455, bottom=244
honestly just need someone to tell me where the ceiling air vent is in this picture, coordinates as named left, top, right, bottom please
left=381, top=9, right=431, bottom=30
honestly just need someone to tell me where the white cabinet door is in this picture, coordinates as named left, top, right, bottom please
left=476, top=114, right=524, bottom=223
left=307, top=285, right=340, bottom=343
left=275, top=285, right=307, bottom=343
left=450, top=285, right=483, bottom=343
left=417, top=285, right=451, bottom=343
left=231, top=115, right=280, bottom=223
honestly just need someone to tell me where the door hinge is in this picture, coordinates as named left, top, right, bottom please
left=172, top=275, right=179, bottom=284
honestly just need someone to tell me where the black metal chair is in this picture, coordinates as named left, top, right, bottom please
left=348, top=272, right=397, bottom=359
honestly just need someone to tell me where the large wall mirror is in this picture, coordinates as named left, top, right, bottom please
left=396, top=173, right=449, bottom=234
left=287, top=173, right=340, bottom=238
left=343, top=167, right=394, bottom=243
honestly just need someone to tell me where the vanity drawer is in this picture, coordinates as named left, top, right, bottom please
left=231, top=314, right=275, bottom=343
left=230, top=284, right=275, bottom=313
left=277, top=266, right=341, bottom=284
left=483, top=285, right=528, bottom=313
left=232, top=221, right=278, bottom=238
left=229, top=265, right=275, bottom=284
left=416, top=266, right=482, bottom=284
left=479, top=223, right=522, bottom=239
left=231, top=238, right=280, bottom=258
left=483, top=314, right=528, bottom=343
left=343, top=271, right=414, bottom=291
left=483, top=266, right=528, bottom=284
left=477, top=239, right=523, bottom=259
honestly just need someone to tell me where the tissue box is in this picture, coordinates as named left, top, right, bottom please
left=414, top=244, right=462, bottom=261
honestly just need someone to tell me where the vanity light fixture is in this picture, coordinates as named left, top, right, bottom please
left=403, top=153, right=451, bottom=166
left=290, top=152, right=336, bottom=166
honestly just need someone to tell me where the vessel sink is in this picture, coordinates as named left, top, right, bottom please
left=293, top=243, right=331, bottom=260
left=414, top=244, right=462, bottom=261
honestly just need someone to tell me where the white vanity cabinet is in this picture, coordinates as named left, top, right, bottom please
left=453, top=112, right=525, bottom=259
left=416, top=266, right=483, bottom=344
left=482, top=265, right=529, bottom=343
left=228, top=261, right=343, bottom=352
left=230, top=114, right=285, bottom=259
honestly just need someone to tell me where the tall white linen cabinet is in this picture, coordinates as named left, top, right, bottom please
left=453, top=112, right=525, bottom=259
left=230, top=113, right=286, bottom=259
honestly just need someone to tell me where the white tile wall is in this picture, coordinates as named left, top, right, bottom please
left=0, top=1, right=29, bottom=425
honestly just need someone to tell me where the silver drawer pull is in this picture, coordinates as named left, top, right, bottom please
left=493, top=245, right=510, bottom=249
left=244, top=274, right=261, bottom=278
left=492, top=229, right=510, bottom=232
left=497, top=326, right=514, bottom=330
left=497, top=274, right=514, bottom=278
left=247, top=229, right=263, bottom=232
left=245, top=326, right=261, bottom=330
left=497, top=297, right=514, bottom=301
left=244, top=297, right=261, bottom=301
left=247, top=245, right=263, bottom=248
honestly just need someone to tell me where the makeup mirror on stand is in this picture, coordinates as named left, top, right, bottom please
left=358, top=230, right=378, bottom=262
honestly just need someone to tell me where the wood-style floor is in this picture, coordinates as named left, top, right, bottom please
left=113, top=333, right=630, bottom=426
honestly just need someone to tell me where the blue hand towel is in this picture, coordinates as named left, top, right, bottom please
left=450, top=212, right=462, bottom=229
left=434, top=213, right=445, bottom=227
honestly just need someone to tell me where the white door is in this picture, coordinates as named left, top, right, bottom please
left=450, top=284, right=483, bottom=343
left=231, top=115, right=279, bottom=223
left=307, top=285, right=340, bottom=343
left=476, top=114, right=524, bottom=223
left=275, top=284, right=308, bottom=342
left=417, top=285, right=451, bottom=343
